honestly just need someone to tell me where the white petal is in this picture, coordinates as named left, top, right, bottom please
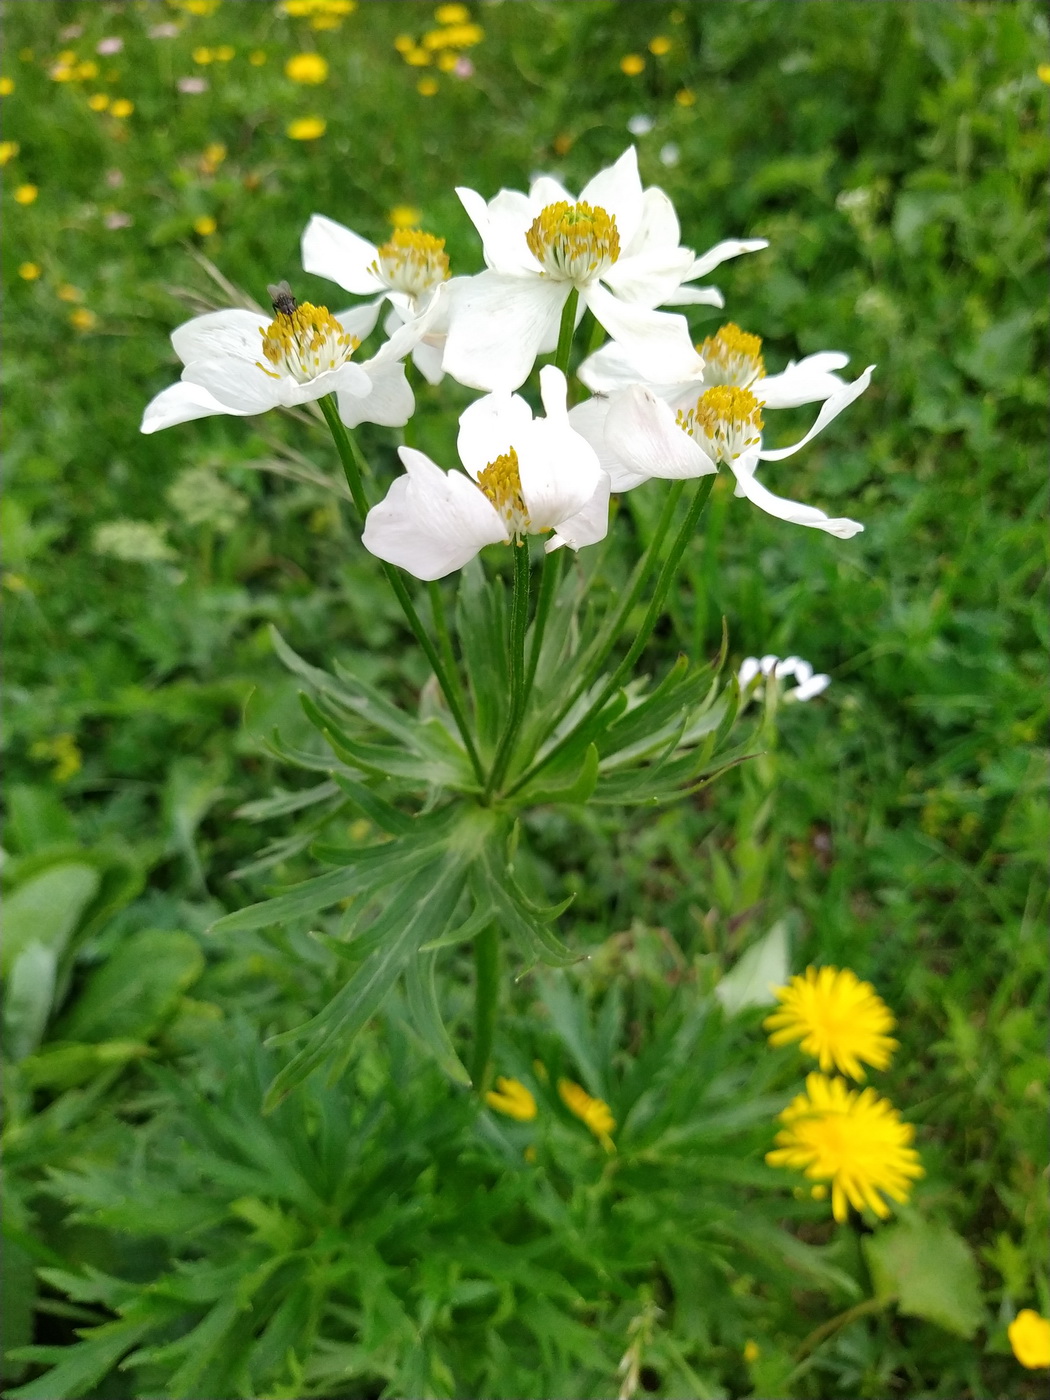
left=537, top=364, right=569, bottom=422
left=140, top=380, right=247, bottom=433
left=457, top=185, right=535, bottom=274
left=602, top=244, right=697, bottom=309
left=457, top=389, right=535, bottom=479
left=602, top=385, right=718, bottom=485
left=336, top=301, right=383, bottom=343
left=579, top=147, right=643, bottom=250
left=568, top=396, right=646, bottom=491
left=411, top=338, right=446, bottom=385
left=660, top=284, right=726, bottom=308
left=527, top=173, right=575, bottom=214
left=181, top=357, right=279, bottom=413
left=442, top=272, right=569, bottom=392
left=731, top=463, right=864, bottom=539
left=300, top=213, right=384, bottom=295
left=757, top=352, right=849, bottom=409
left=760, top=654, right=779, bottom=675
left=545, top=471, right=611, bottom=553
left=686, top=238, right=769, bottom=280
left=362, top=447, right=506, bottom=580
left=774, top=656, right=801, bottom=679
left=337, top=360, right=414, bottom=428
left=171, top=308, right=268, bottom=367
left=738, top=657, right=761, bottom=687
left=791, top=673, right=831, bottom=701
left=759, top=365, right=875, bottom=461
left=578, top=340, right=704, bottom=395
left=584, top=283, right=700, bottom=383
left=369, top=282, right=449, bottom=366
left=516, top=416, right=601, bottom=532
left=621, top=186, right=681, bottom=257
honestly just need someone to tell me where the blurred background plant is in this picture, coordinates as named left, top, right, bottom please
left=2, top=2, right=1047, bottom=1397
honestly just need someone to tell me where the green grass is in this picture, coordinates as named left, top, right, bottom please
left=2, top=2, right=1047, bottom=1397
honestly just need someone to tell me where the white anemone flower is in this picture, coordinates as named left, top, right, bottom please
left=141, top=286, right=439, bottom=435
left=362, top=366, right=610, bottom=581
left=301, top=214, right=452, bottom=385
left=570, top=321, right=874, bottom=539
left=442, top=145, right=767, bottom=392
left=738, top=654, right=831, bottom=704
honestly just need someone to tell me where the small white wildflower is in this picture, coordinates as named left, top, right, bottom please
left=738, top=654, right=830, bottom=704
left=627, top=114, right=655, bottom=136
left=659, top=142, right=680, bottom=167
left=166, top=466, right=249, bottom=533
left=93, top=520, right=177, bottom=563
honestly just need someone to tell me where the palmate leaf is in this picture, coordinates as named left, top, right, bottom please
left=330, top=774, right=421, bottom=836
left=302, top=692, right=472, bottom=787
left=515, top=743, right=599, bottom=806
left=234, top=779, right=342, bottom=822
left=477, top=846, right=579, bottom=970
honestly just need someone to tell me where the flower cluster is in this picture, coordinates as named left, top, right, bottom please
left=143, top=146, right=874, bottom=578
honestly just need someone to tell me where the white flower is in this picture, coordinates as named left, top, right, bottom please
left=570, top=321, right=874, bottom=539
left=442, top=146, right=767, bottom=392
left=738, top=654, right=831, bottom=704
left=301, top=214, right=451, bottom=384
left=140, top=287, right=435, bottom=434
left=627, top=114, right=655, bottom=136
left=362, top=366, right=609, bottom=581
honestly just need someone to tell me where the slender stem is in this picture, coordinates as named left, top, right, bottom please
left=507, top=475, right=715, bottom=797
left=319, top=395, right=485, bottom=784
left=554, top=287, right=580, bottom=377
left=523, top=545, right=560, bottom=701
left=471, top=923, right=500, bottom=1096
left=796, top=1295, right=891, bottom=1360
left=584, top=310, right=606, bottom=357
left=485, top=541, right=532, bottom=798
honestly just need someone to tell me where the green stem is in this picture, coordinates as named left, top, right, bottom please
left=471, top=923, right=500, bottom=1095
left=554, top=287, right=580, bottom=377
left=485, top=541, right=532, bottom=799
left=523, top=545, right=560, bottom=701
left=507, top=475, right=715, bottom=797
left=428, top=579, right=468, bottom=716
left=319, top=395, right=485, bottom=785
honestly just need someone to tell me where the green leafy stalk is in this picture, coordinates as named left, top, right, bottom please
left=471, top=922, right=500, bottom=1095
left=554, top=288, right=579, bottom=376
left=522, top=545, right=560, bottom=701
left=485, top=540, right=532, bottom=798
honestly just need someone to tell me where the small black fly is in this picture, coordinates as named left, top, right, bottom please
left=267, top=281, right=298, bottom=316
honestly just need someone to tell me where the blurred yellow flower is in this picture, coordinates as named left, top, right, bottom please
left=620, top=54, right=645, bottom=76
left=417, top=76, right=439, bottom=96
left=76, top=60, right=99, bottom=79
left=389, top=204, right=421, bottom=228
left=110, top=98, right=134, bottom=118
left=435, top=3, right=470, bottom=21
left=18, top=261, right=41, bottom=280
left=1038, top=63, right=1050, bottom=83
left=280, top=0, right=356, bottom=15
left=766, top=1073, right=923, bottom=1223
left=485, top=1076, right=537, bottom=1121
left=285, top=52, right=329, bottom=83
left=764, top=966, right=898, bottom=1081
left=57, top=50, right=77, bottom=65
left=552, top=132, right=573, bottom=156
left=742, top=1341, right=761, bottom=1364
left=1008, top=1311, right=1050, bottom=1369
left=648, top=35, right=672, bottom=55
left=423, top=22, right=482, bottom=49
left=193, top=214, right=217, bottom=236
left=14, top=183, right=38, bottom=204
left=0, top=140, right=20, bottom=164
left=193, top=46, right=214, bottom=64
left=437, top=51, right=458, bottom=72
left=214, top=45, right=235, bottom=61
left=0, top=76, right=14, bottom=95
left=30, top=733, right=83, bottom=783
left=58, top=284, right=84, bottom=301
left=50, top=64, right=76, bottom=83
left=811, top=1183, right=827, bottom=1199
left=171, top=0, right=222, bottom=14
left=558, top=1078, right=616, bottom=1150
left=675, top=87, right=696, bottom=107
left=88, top=93, right=110, bottom=111
left=249, top=50, right=267, bottom=65
left=286, top=115, right=326, bottom=140
left=405, top=48, right=431, bottom=67
left=393, top=35, right=415, bottom=54
left=70, top=307, right=98, bottom=331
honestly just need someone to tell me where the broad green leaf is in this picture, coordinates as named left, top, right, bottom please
left=863, top=1216, right=984, bottom=1337
left=19, top=1040, right=153, bottom=1091
left=3, top=942, right=58, bottom=1060
left=1, top=863, right=100, bottom=975
left=54, top=929, right=204, bottom=1043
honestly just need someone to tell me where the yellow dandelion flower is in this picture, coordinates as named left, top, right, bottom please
left=192, top=46, right=214, bottom=64
left=485, top=1076, right=538, bottom=1121
left=675, top=87, right=696, bottom=107
left=558, top=1078, right=616, bottom=1151
left=193, top=214, right=217, bottom=236
left=0, top=140, right=20, bottom=165
left=249, top=50, right=267, bottom=65
left=405, top=48, right=431, bottom=67
left=766, top=1072, right=923, bottom=1224
left=215, top=45, right=235, bottom=62
left=18, top=262, right=41, bottom=280
left=173, top=0, right=222, bottom=14
left=417, top=76, right=439, bottom=96
left=1037, top=62, right=1050, bottom=83
left=202, top=141, right=227, bottom=169
left=763, top=965, right=899, bottom=1081
left=110, top=98, right=134, bottom=118
left=57, top=50, right=77, bottom=66
left=648, top=35, right=672, bottom=56
left=620, top=54, right=645, bottom=76
left=742, top=1340, right=760, bottom=1364
left=435, top=2, right=470, bottom=21
left=436, top=51, right=458, bottom=72
left=14, top=184, right=38, bottom=205
left=286, top=115, right=326, bottom=140
left=310, top=14, right=339, bottom=28
left=389, top=204, right=421, bottom=229
left=285, top=52, right=328, bottom=83
left=76, top=60, right=99, bottom=80
left=70, top=307, right=97, bottom=331
left=393, top=34, right=415, bottom=54
left=88, top=93, right=110, bottom=111
left=57, top=283, right=84, bottom=302
left=0, top=76, right=14, bottom=95
left=1008, top=1310, right=1050, bottom=1370
left=50, top=64, right=75, bottom=83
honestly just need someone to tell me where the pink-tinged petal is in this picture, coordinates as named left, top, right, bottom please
left=516, top=416, right=601, bottom=531
left=687, top=238, right=769, bottom=280
left=730, top=460, right=864, bottom=539
left=171, top=308, right=267, bottom=367
left=362, top=446, right=506, bottom=580
left=456, top=389, right=535, bottom=479
left=758, top=365, right=875, bottom=461
left=442, top=272, right=569, bottom=392
left=568, top=396, right=644, bottom=490
left=336, top=301, right=383, bottom=343
left=579, top=146, right=643, bottom=250
left=457, top=185, right=535, bottom=274
left=583, top=283, right=700, bottom=384
left=546, top=472, right=611, bottom=553
left=141, top=380, right=246, bottom=433
left=301, top=213, right=384, bottom=295
left=603, top=385, right=717, bottom=484
left=621, top=186, right=682, bottom=257
left=337, top=360, right=414, bottom=429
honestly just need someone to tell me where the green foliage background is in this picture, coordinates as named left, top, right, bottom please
left=2, top=1, right=1047, bottom=1397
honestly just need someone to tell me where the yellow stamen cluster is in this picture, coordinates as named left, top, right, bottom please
left=526, top=201, right=620, bottom=282
left=257, top=303, right=358, bottom=383
left=764, top=966, right=899, bottom=1081
left=676, top=385, right=764, bottom=463
left=698, top=322, right=766, bottom=388
left=558, top=1078, right=616, bottom=1151
left=371, top=229, right=450, bottom=299
left=477, top=447, right=530, bottom=541
left=766, top=1073, right=924, bottom=1223
left=485, top=1076, right=537, bottom=1121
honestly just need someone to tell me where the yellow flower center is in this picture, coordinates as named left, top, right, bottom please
left=371, top=229, right=450, bottom=299
left=257, top=302, right=358, bottom=383
left=525, top=200, right=620, bottom=282
left=698, top=322, right=766, bottom=388
left=477, top=447, right=530, bottom=540
left=676, top=385, right=764, bottom=463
